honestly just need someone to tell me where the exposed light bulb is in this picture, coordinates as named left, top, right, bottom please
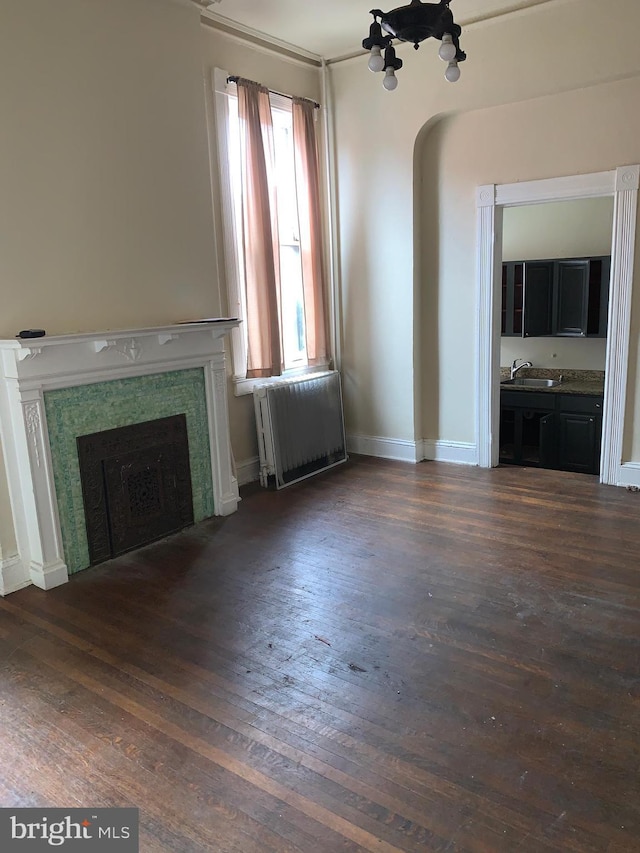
left=445, top=61, right=460, bottom=83
left=439, top=33, right=457, bottom=63
left=368, top=46, right=385, bottom=73
left=382, top=68, right=398, bottom=91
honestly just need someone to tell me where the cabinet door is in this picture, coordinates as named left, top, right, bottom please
left=499, top=396, right=555, bottom=467
left=557, top=412, right=600, bottom=474
left=501, top=262, right=524, bottom=337
left=539, top=413, right=556, bottom=469
left=519, top=408, right=555, bottom=465
left=554, top=260, right=589, bottom=336
left=586, top=256, right=611, bottom=337
left=501, top=264, right=508, bottom=335
left=499, top=406, right=517, bottom=462
left=523, top=262, right=553, bottom=336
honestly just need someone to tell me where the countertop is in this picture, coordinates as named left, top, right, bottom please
left=499, top=368, right=604, bottom=396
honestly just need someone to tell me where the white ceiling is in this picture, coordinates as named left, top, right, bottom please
left=195, top=0, right=556, bottom=61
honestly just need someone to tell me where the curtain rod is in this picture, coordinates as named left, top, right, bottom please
left=226, top=75, right=320, bottom=110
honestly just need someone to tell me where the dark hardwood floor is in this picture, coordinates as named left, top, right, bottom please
left=1, top=456, right=639, bottom=852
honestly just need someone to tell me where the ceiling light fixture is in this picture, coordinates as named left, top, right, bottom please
left=362, top=0, right=467, bottom=90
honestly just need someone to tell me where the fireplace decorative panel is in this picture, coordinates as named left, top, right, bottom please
left=78, top=415, right=194, bottom=565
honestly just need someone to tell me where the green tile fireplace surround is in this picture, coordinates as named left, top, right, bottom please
left=44, top=368, right=213, bottom=574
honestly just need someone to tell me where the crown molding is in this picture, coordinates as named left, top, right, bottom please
left=199, top=9, right=322, bottom=67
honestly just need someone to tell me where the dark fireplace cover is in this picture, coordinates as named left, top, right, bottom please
left=77, top=414, right=194, bottom=565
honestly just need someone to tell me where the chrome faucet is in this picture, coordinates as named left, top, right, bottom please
left=511, top=358, right=532, bottom=379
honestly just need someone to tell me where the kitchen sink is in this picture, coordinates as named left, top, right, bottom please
left=501, top=378, right=562, bottom=388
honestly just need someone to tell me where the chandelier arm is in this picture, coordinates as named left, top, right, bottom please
left=447, top=23, right=465, bottom=62
left=384, top=44, right=403, bottom=72
left=362, top=18, right=393, bottom=51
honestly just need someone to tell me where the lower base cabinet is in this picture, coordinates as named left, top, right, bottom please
left=556, top=395, right=603, bottom=474
left=499, top=392, right=555, bottom=467
left=500, top=391, right=602, bottom=474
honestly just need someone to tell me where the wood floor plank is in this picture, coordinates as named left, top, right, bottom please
left=1, top=457, right=639, bottom=851
left=16, top=569, right=634, bottom=836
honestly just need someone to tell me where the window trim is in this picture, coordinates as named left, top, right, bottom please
left=212, top=69, right=329, bottom=395
left=213, top=68, right=247, bottom=383
left=232, top=362, right=332, bottom=397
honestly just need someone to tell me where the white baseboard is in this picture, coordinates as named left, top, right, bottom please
left=420, top=439, right=478, bottom=466
left=0, top=555, right=30, bottom=597
left=346, top=433, right=421, bottom=463
left=617, top=462, right=640, bottom=489
left=237, top=442, right=639, bottom=483
left=346, top=434, right=478, bottom=466
left=236, top=456, right=261, bottom=486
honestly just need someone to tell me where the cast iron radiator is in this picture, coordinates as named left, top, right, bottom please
left=253, top=371, right=347, bottom=489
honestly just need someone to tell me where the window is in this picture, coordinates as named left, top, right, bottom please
left=213, top=70, right=328, bottom=391
left=227, top=92, right=306, bottom=369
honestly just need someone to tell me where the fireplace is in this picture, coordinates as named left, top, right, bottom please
left=78, top=415, right=194, bottom=565
left=0, top=321, right=239, bottom=594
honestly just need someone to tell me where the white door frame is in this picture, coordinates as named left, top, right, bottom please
left=475, top=165, right=639, bottom=484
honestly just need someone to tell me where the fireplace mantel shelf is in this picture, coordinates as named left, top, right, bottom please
left=0, top=321, right=240, bottom=596
left=0, top=321, right=239, bottom=383
left=0, top=319, right=239, bottom=349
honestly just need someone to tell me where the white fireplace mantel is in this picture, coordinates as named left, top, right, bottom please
left=0, top=321, right=240, bottom=595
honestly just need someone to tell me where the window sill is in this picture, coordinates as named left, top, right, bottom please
left=233, top=363, right=332, bottom=397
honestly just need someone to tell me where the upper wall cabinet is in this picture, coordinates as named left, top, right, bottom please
left=501, top=256, right=610, bottom=338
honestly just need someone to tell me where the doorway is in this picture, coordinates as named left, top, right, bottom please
left=498, top=197, right=612, bottom=474
left=475, top=166, right=639, bottom=485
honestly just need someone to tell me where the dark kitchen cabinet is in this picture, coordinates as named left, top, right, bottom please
left=554, top=260, right=590, bottom=335
left=499, top=391, right=556, bottom=467
left=501, top=262, right=523, bottom=336
left=501, top=261, right=552, bottom=337
left=500, top=391, right=603, bottom=475
left=556, top=394, right=603, bottom=474
left=525, top=262, right=554, bottom=337
left=553, top=257, right=610, bottom=337
left=501, top=256, right=610, bottom=338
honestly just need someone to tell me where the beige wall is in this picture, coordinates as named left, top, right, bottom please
left=500, top=198, right=613, bottom=371
left=0, top=0, right=224, bottom=559
left=0, top=0, right=221, bottom=339
left=502, top=198, right=614, bottom=262
left=329, top=0, right=640, bottom=461
left=199, top=25, right=322, bottom=466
